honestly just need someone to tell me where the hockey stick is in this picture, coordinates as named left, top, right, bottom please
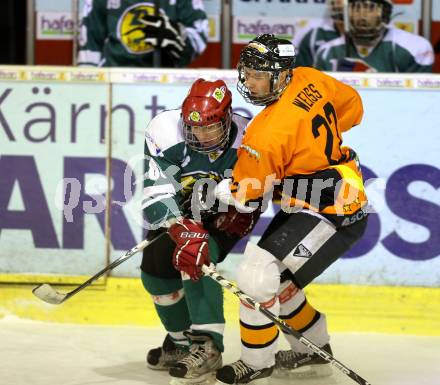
left=32, top=233, right=165, bottom=305
left=201, top=264, right=371, bottom=385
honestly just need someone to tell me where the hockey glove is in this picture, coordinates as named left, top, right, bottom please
left=168, top=218, right=210, bottom=281
left=212, top=206, right=260, bottom=237
left=140, top=14, right=186, bottom=59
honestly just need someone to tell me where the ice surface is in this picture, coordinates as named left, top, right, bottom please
left=1, top=316, right=439, bottom=385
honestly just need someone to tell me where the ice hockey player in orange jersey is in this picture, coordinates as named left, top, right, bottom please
left=214, top=34, right=369, bottom=385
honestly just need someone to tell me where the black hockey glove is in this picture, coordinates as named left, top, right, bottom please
left=140, top=14, right=186, bottom=59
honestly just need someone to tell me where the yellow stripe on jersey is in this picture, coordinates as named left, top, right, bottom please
left=240, top=320, right=279, bottom=348
left=281, top=300, right=320, bottom=332
left=330, top=164, right=364, bottom=192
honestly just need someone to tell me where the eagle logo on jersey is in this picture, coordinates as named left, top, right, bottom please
left=189, top=111, right=201, bottom=122
left=118, top=3, right=157, bottom=54
left=208, top=150, right=222, bottom=162
left=180, top=172, right=222, bottom=200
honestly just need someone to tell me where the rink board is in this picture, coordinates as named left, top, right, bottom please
left=1, top=277, right=439, bottom=336
left=0, top=67, right=439, bottom=287
left=0, top=67, right=439, bottom=335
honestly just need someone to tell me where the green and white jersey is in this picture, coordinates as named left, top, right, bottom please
left=78, top=0, right=208, bottom=67
left=293, top=18, right=340, bottom=67
left=143, top=109, right=249, bottom=227
left=314, top=26, right=434, bottom=73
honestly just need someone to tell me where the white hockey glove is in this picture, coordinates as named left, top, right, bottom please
left=214, top=178, right=256, bottom=213
left=140, top=14, right=186, bottom=59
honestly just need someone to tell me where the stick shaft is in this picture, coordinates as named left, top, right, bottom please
left=62, top=239, right=150, bottom=301
left=34, top=234, right=165, bottom=304
left=202, top=265, right=371, bottom=385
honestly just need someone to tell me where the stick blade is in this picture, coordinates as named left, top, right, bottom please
left=32, top=284, right=67, bottom=305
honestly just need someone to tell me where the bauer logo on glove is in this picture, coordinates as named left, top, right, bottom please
left=179, top=231, right=209, bottom=240
left=168, top=218, right=210, bottom=281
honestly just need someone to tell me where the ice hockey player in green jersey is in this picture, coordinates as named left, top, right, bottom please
left=140, top=78, right=259, bottom=384
left=77, top=0, right=208, bottom=67
left=314, top=0, right=434, bottom=72
left=293, top=0, right=344, bottom=67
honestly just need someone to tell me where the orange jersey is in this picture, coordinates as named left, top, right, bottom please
left=232, top=67, right=368, bottom=226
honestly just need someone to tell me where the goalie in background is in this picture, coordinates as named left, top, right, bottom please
left=140, top=78, right=259, bottom=384
left=77, top=0, right=208, bottom=67
left=314, top=0, right=434, bottom=72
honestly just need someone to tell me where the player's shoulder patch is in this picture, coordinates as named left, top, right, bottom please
left=239, top=143, right=261, bottom=161
left=145, top=109, right=184, bottom=154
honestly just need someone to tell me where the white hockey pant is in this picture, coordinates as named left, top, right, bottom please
left=237, top=242, right=329, bottom=369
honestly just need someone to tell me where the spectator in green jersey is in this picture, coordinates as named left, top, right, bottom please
left=314, top=0, right=434, bottom=72
left=77, top=0, right=208, bottom=67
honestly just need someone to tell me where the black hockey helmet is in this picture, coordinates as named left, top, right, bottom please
left=237, top=34, right=296, bottom=106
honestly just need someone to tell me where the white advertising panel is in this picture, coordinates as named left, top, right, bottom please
left=36, top=12, right=75, bottom=41
left=0, top=75, right=110, bottom=275
left=233, top=16, right=303, bottom=44
left=36, top=0, right=72, bottom=12
left=433, top=0, right=440, bottom=21
left=233, top=0, right=330, bottom=18
left=0, top=68, right=439, bottom=287
left=232, top=0, right=421, bottom=42
left=232, top=0, right=422, bottom=18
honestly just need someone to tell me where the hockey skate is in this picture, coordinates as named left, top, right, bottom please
left=169, top=332, right=222, bottom=385
left=215, top=360, right=274, bottom=385
left=273, top=343, right=333, bottom=378
left=147, top=334, right=189, bottom=370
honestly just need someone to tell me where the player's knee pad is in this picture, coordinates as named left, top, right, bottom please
left=236, top=242, right=281, bottom=303
left=151, top=289, right=185, bottom=307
